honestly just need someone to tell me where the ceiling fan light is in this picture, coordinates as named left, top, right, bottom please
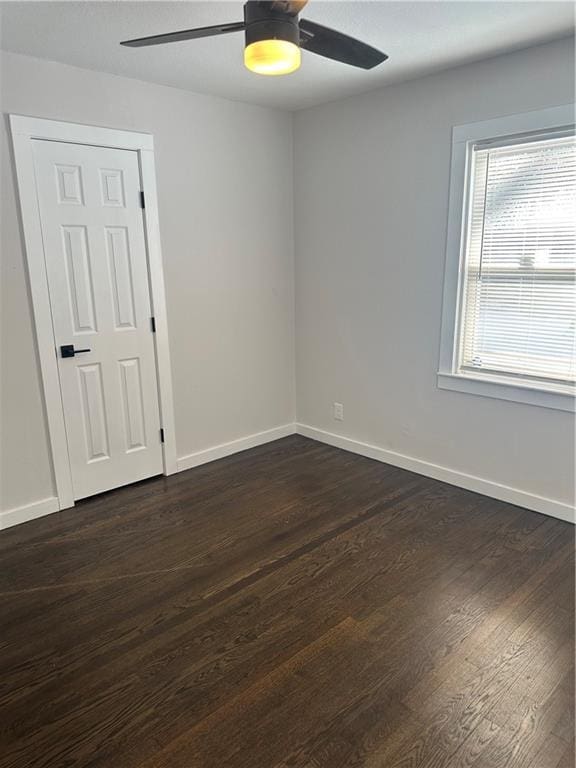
left=244, top=39, right=301, bottom=75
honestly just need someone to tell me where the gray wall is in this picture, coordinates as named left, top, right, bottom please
left=294, top=37, right=575, bottom=508
left=0, top=51, right=295, bottom=513
left=2, top=37, right=574, bottom=518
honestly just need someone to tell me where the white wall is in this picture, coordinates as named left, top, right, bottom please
left=294, top=37, right=575, bottom=512
left=2, top=38, right=574, bottom=523
left=0, top=51, right=295, bottom=514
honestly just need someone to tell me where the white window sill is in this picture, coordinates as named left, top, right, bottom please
left=437, top=371, right=575, bottom=413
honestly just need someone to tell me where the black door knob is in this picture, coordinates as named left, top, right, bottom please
left=60, top=344, right=91, bottom=358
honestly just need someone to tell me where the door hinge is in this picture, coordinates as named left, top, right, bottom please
left=139, top=190, right=145, bottom=209
left=150, top=316, right=156, bottom=333
left=160, top=428, right=165, bottom=443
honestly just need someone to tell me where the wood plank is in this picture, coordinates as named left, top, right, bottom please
left=0, top=435, right=573, bottom=768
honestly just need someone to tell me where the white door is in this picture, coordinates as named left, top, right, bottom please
left=33, top=140, right=163, bottom=500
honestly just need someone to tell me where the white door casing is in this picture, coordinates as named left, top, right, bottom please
left=10, top=115, right=177, bottom=510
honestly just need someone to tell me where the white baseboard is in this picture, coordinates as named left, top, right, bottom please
left=296, top=423, right=575, bottom=524
left=177, top=424, right=297, bottom=473
left=0, top=496, right=60, bottom=531
left=0, top=426, right=298, bottom=532
left=3, top=424, right=572, bottom=530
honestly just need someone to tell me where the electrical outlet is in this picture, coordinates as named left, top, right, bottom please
left=333, top=402, right=344, bottom=421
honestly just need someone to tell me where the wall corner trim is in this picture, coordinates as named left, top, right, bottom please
left=295, top=423, right=575, bottom=524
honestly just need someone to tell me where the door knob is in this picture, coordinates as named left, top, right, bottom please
left=60, top=344, right=91, bottom=358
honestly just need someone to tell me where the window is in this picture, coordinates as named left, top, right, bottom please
left=439, top=105, right=576, bottom=412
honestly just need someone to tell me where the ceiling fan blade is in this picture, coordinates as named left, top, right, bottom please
left=270, top=0, right=309, bottom=15
left=121, top=21, right=245, bottom=48
left=299, top=18, right=387, bottom=69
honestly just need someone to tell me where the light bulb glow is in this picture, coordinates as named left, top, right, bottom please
left=244, top=39, right=301, bottom=75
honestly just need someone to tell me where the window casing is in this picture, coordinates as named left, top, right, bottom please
left=438, top=105, right=576, bottom=412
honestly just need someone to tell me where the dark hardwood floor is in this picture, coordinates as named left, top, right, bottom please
left=0, top=435, right=574, bottom=768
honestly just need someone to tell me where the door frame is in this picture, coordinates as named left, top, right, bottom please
left=10, top=114, right=178, bottom=510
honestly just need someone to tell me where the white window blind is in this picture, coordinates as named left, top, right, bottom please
left=458, top=133, right=576, bottom=387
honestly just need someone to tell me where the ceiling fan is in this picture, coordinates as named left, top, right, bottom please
left=121, top=0, right=388, bottom=76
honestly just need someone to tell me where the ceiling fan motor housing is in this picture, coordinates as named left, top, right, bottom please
left=243, top=1, right=300, bottom=47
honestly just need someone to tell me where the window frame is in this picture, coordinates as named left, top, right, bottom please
left=438, top=104, right=576, bottom=413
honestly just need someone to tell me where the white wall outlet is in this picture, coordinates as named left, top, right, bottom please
left=333, top=402, right=344, bottom=421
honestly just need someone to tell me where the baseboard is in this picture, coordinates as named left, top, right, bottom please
left=0, top=496, right=60, bottom=531
left=296, top=424, right=575, bottom=524
left=4, top=424, right=571, bottom=530
left=0, top=426, right=298, bottom=531
left=177, top=423, right=297, bottom=473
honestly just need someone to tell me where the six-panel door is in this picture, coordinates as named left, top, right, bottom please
left=33, top=140, right=163, bottom=500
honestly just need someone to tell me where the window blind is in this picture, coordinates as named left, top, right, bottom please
left=458, top=133, right=576, bottom=386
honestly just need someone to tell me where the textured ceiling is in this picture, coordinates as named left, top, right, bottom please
left=0, top=1, right=574, bottom=110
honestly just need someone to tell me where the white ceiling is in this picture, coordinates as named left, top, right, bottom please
left=0, top=1, right=573, bottom=110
